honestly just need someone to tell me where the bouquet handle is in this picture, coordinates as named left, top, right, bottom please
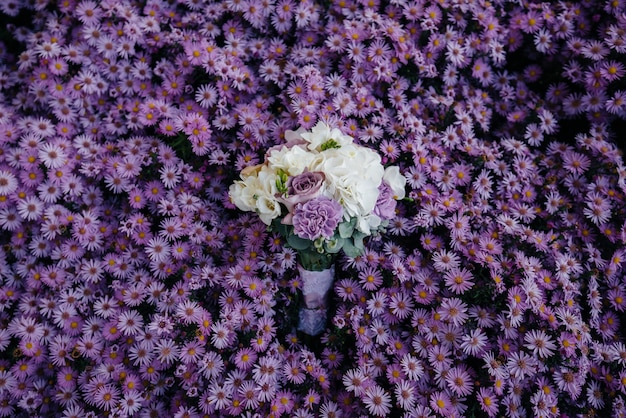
left=297, top=265, right=335, bottom=336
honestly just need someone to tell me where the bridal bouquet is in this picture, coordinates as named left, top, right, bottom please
left=229, top=122, right=406, bottom=334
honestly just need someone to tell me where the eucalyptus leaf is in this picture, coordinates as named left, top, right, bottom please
left=353, top=231, right=366, bottom=250
left=338, top=220, right=355, bottom=238
left=342, top=239, right=362, bottom=258
left=325, top=237, right=345, bottom=253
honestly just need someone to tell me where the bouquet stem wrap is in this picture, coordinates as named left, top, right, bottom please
left=297, top=264, right=335, bottom=336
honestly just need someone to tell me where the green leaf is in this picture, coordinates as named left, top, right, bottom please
left=271, top=219, right=291, bottom=237
left=286, top=234, right=312, bottom=250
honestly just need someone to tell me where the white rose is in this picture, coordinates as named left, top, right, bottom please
left=256, top=165, right=279, bottom=195
left=229, top=180, right=255, bottom=212
left=255, top=194, right=281, bottom=225
left=383, top=166, right=406, bottom=200
left=267, top=144, right=316, bottom=176
left=230, top=166, right=282, bottom=225
left=253, top=166, right=281, bottom=224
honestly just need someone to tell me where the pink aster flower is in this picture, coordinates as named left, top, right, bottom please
left=401, top=353, right=424, bottom=381
left=117, top=310, right=143, bottom=335
left=92, top=383, right=120, bottom=411
left=38, top=142, right=68, bottom=169
left=154, top=338, right=179, bottom=366
left=272, top=390, right=295, bottom=415
left=175, top=300, right=203, bottom=324
left=210, top=321, right=234, bottom=350
left=283, top=361, right=306, bottom=384
left=389, top=291, right=413, bottom=319
left=0, top=370, right=16, bottom=394
left=342, top=367, right=371, bottom=396
left=145, top=236, right=171, bottom=263
left=0, top=170, right=18, bottom=196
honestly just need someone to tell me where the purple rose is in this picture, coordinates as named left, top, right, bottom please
left=288, top=171, right=325, bottom=201
left=293, top=196, right=343, bottom=241
left=278, top=171, right=325, bottom=224
left=373, top=182, right=397, bottom=220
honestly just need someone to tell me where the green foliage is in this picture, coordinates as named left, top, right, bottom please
left=168, top=133, right=196, bottom=163
left=341, top=236, right=361, bottom=258
left=271, top=217, right=362, bottom=269
left=338, top=218, right=356, bottom=238
left=275, top=169, right=289, bottom=194
left=324, top=237, right=343, bottom=253
left=286, top=233, right=312, bottom=251
left=297, top=247, right=335, bottom=271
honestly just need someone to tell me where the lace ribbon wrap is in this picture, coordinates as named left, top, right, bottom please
left=297, top=265, right=335, bottom=336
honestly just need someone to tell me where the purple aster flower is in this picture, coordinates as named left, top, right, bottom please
left=292, top=196, right=342, bottom=241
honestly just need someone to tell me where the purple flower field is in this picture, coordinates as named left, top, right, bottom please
left=1, top=0, right=626, bottom=417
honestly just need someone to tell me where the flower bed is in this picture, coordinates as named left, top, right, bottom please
left=0, top=0, right=625, bottom=417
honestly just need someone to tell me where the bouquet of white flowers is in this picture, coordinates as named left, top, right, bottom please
left=229, top=122, right=406, bottom=334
